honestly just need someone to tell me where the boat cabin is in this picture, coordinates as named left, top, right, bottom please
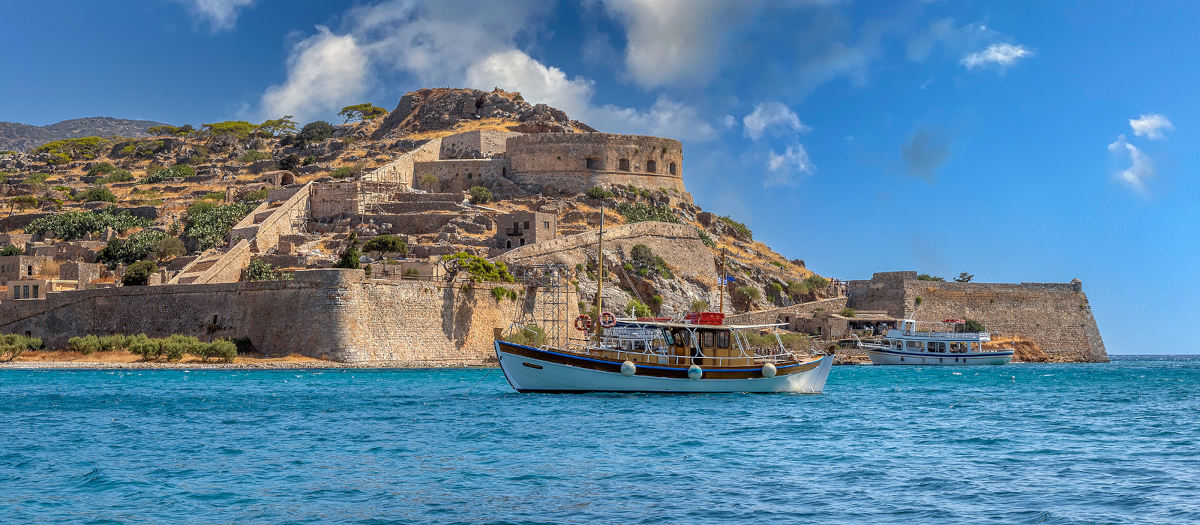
left=589, top=314, right=787, bottom=367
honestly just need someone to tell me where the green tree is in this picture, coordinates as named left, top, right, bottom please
left=338, top=103, right=388, bottom=123
left=917, top=273, right=945, bottom=282
left=202, top=121, right=259, bottom=144
left=954, top=272, right=974, bottom=283
left=627, top=299, right=652, bottom=318
left=363, top=234, right=408, bottom=262
left=297, top=121, right=335, bottom=145
left=468, top=185, right=493, bottom=204
left=78, top=186, right=117, bottom=203
left=147, top=124, right=194, bottom=136
left=335, top=233, right=361, bottom=269
left=258, top=115, right=298, bottom=137
left=963, top=319, right=986, bottom=333
left=122, top=260, right=157, bottom=286
left=150, top=236, right=186, bottom=261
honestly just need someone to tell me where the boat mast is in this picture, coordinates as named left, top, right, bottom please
left=594, top=202, right=604, bottom=336
left=718, top=247, right=726, bottom=313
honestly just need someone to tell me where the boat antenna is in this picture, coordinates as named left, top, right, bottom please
left=594, top=202, right=604, bottom=336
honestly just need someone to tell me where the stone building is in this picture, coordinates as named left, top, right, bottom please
left=494, top=211, right=557, bottom=250
left=59, top=262, right=104, bottom=285
left=0, top=255, right=47, bottom=283
left=7, top=278, right=77, bottom=300
left=786, top=310, right=898, bottom=339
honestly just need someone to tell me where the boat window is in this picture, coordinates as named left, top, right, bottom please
left=906, top=340, right=924, bottom=350
left=717, top=331, right=729, bottom=348
left=970, top=342, right=980, bottom=351
left=662, top=329, right=675, bottom=345
left=702, top=331, right=714, bottom=348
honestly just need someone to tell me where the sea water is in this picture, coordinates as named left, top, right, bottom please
left=1, top=356, right=1197, bottom=523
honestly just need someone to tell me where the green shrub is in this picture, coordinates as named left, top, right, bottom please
left=697, top=229, right=716, bottom=247
left=586, top=186, right=614, bottom=199
left=504, top=324, right=546, bottom=347
left=118, top=140, right=164, bottom=158
left=718, top=216, right=752, bottom=240
left=627, top=299, right=652, bottom=318
left=142, top=164, right=195, bottom=184
left=629, top=244, right=673, bottom=279
left=917, top=273, right=944, bottom=282
left=128, top=335, right=163, bottom=361
left=97, top=169, right=134, bottom=184
left=197, top=339, right=237, bottom=363
left=278, top=154, right=300, bottom=171
left=616, top=202, right=679, bottom=224
left=441, top=252, right=514, bottom=283
left=88, top=162, right=118, bottom=176
left=468, top=186, right=492, bottom=204
left=151, top=236, right=186, bottom=261
left=98, top=335, right=128, bottom=352
left=238, top=150, right=271, bottom=163
left=491, top=286, right=519, bottom=302
left=964, top=319, right=986, bottom=333
left=26, top=206, right=152, bottom=240
left=241, top=188, right=269, bottom=202
left=147, top=124, right=194, bottom=136
left=840, top=307, right=856, bottom=318
left=98, top=230, right=173, bottom=267
left=79, top=186, right=117, bottom=203
left=0, top=245, right=22, bottom=256
left=363, top=235, right=407, bottom=259
left=690, top=300, right=709, bottom=312
left=122, top=260, right=157, bottom=286
left=26, top=172, right=49, bottom=184
left=245, top=257, right=293, bottom=281
left=335, top=233, right=361, bottom=269
left=184, top=201, right=253, bottom=251
left=332, top=167, right=354, bottom=179
left=68, top=335, right=101, bottom=355
left=0, top=333, right=43, bottom=361
left=915, top=296, right=923, bottom=307
left=734, top=285, right=762, bottom=303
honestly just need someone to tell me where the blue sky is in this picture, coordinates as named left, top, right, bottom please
left=2, top=1, right=1197, bottom=354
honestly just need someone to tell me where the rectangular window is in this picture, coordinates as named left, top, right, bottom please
left=970, top=342, right=980, bottom=351
left=524, top=221, right=530, bottom=229
left=12, top=288, right=17, bottom=299
left=32, top=285, right=38, bottom=298
left=543, top=221, right=549, bottom=229
left=717, top=331, right=730, bottom=348
left=702, top=331, right=714, bottom=348
left=22, top=285, right=29, bottom=299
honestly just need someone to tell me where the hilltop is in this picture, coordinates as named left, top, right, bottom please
left=0, top=117, right=168, bottom=153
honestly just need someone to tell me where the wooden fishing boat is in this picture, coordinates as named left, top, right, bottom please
left=494, top=204, right=832, bottom=393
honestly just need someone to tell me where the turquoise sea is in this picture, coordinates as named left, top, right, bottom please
left=1, top=356, right=1197, bottom=523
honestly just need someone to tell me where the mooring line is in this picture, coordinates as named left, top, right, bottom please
left=465, top=367, right=496, bottom=395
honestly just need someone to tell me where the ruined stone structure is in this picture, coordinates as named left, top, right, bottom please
left=0, top=269, right=568, bottom=365
left=494, top=211, right=557, bottom=250
left=846, top=271, right=1108, bottom=362
left=0, top=255, right=45, bottom=282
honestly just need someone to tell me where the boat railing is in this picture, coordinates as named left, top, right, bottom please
left=895, top=330, right=990, bottom=339
left=561, top=339, right=797, bottom=366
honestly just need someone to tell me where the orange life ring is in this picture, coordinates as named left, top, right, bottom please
left=574, top=314, right=592, bottom=331
left=599, top=312, right=617, bottom=328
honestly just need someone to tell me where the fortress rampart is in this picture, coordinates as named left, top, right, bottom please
left=505, top=133, right=687, bottom=195
left=0, top=269, right=554, bottom=365
left=847, top=271, right=1108, bottom=362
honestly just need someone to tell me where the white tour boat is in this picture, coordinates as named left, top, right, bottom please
left=493, top=205, right=832, bottom=393
left=860, top=319, right=1014, bottom=365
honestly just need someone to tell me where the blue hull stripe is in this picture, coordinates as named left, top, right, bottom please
left=868, top=348, right=1014, bottom=359
left=497, top=341, right=807, bottom=372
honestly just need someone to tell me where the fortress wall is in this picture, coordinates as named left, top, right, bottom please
left=231, top=182, right=311, bottom=253
left=310, top=181, right=361, bottom=220
left=725, top=297, right=849, bottom=326
left=0, top=269, right=547, bottom=365
left=363, top=138, right=443, bottom=186
left=439, top=130, right=519, bottom=158
left=413, top=158, right=509, bottom=192
left=497, top=221, right=716, bottom=285
left=192, top=239, right=250, bottom=284
left=506, top=133, right=686, bottom=195
left=847, top=272, right=1108, bottom=362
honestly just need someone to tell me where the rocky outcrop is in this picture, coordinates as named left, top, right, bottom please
left=372, top=88, right=592, bottom=140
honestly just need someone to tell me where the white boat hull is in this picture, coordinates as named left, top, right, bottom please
left=496, top=341, right=833, bottom=393
left=866, top=348, right=1013, bottom=366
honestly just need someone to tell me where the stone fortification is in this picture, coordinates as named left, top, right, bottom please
left=505, top=133, right=687, bottom=197
left=363, top=138, right=443, bottom=186
left=725, top=297, right=850, bottom=326
left=847, top=271, right=1108, bottom=362
left=0, top=269, right=553, bottom=365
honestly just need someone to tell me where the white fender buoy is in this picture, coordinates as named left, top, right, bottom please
left=620, top=360, right=637, bottom=377
left=687, top=364, right=703, bottom=380
left=761, top=362, right=777, bottom=378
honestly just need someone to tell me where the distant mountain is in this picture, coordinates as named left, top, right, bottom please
left=0, top=116, right=169, bottom=153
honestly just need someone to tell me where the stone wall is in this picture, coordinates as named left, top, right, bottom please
left=0, top=255, right=48, bottom=283
left=847, top=271, right=1108, bottom=362
left=309, top=181, right=361, bottom=221
left=725, top=297, right=849, bottom=326
left=0, top=269, right=559, bottom=365
left=412, top=158, right=509, bottom=193
left=363, top=138, right=443, bottom=186
left=506, top=133, right=687, bottom=196
left=439, top=130, right=519, bottom=158
left=231, top=183, right=310, bottom=253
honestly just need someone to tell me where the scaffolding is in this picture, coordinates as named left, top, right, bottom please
left=511, top=264, right=572, bottom=348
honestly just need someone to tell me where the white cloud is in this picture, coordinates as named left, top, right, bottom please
left=257, top=1, right=716, bottom=141
left=908, top=18, right=995, bottom=63
left=961, top=42, right=1033, bottom=70
left=260, top=27, right=371, bottom=122
left=465, top=50, right=595, bottom=119
left=765, top=143, right=815, bottom=186
left=1129, top=114, right=1174, bottom=140
left=1107, top=134, right=1153, bottom=196
left=600, top=0, right=756, bottom=88
left=720, top=115, right=737, bottom=128
left=182, top=0, right=255, bottom=32
left=742, top=102, right=810, bottom=140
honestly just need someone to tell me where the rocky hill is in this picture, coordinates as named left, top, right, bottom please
left=0, top=117, right=168, bottom=153
left=0, top=87, right=832, bottom=316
